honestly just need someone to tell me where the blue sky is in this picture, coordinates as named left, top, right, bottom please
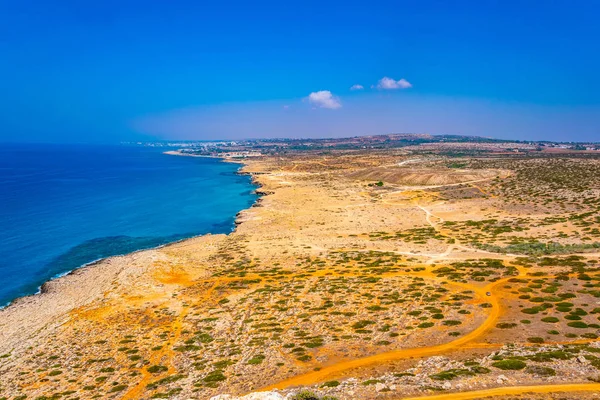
left=1, top=0, right=599, bottom=143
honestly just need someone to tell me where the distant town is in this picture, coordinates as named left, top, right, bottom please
left=126, top=134, right=600, bottom=158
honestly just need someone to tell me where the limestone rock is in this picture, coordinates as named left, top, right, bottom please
left=210, top=392, right=284, bottom=400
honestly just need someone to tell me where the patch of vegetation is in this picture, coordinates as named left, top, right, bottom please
left=492, top=359, right=527, bottom=370
left=291, top=390, right=338, bottom=400
left=541, top=317, right=559, bottom=323
left=147, top=365, right=168, bottom=374
left=430, top=368, right=474, bottom=381
left=352, top=320, right=375, bottom=329
left=147, top=374, right=185, bottom=390
left=567, top=321, right=588, bottom=328
left=526, top=365, right=556, bottom=376
left=109, top=384, right=127, bottom=393
left=247, top=354, right=266, bottom=365
left=496, top=322, right=518, bottom=329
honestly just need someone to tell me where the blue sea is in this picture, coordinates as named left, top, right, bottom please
left=0, top=144, right=257, bottom=306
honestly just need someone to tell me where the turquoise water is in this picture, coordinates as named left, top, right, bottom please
left=0, top=144, right=257, bottom=306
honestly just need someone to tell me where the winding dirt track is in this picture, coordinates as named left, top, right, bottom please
left=263, top=196, right=523, bottom=391
left=399, top=383, right=600, bottom=399
left=263, top=269, right=514, bottom=390
left=262, top=183, right=598, bottom=397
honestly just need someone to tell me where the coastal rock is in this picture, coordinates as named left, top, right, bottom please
left=39, top=281, right=53, bottom=294
left=255, top=189, right=275, bottom=196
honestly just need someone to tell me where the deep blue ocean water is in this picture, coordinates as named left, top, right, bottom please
left=0, top=144, right=257, bottom=306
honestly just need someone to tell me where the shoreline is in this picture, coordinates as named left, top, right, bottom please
left=163, top=150, right=220, bottom=158
left=0, top=154, right=263, bottom=313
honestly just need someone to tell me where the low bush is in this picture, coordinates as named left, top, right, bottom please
left=492, top=359, right=527, bottom=370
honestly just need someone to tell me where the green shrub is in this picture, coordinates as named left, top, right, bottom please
left=565, top=314, right=582, bottom=320
left=147, top=374, right=186, bottom=390
left=352, top=320, right=375, bottom=329
left=556, top=302, right=574, bottom=307
left=526, top=365, right=556, bottom=376
left=496, top=322, right=518, bottom=329
left=292, top=390, right=319, bottom=400
left=203, top=370, right=226, bottom=383
left=430, top=369, right=474, bottom=381
left=567, top=321, right=588, bottom=328
left=109, top=385, right=127, bottom=393
left=572, top=308, right=588, bottom=316
left=492, top=359, right=526, bottom=370
left=541, top=317, right=559, bottom=323
left=443, top=320, right=462, bottom=326
left=291, top=390, right=337, bottom=400
left=248, top=355, right=266, bottom=365
left=303, top=338, right=324, bottom=348
left=213, top=360, right=234, bottom=369
left=147, top=365, right=168, bottom=374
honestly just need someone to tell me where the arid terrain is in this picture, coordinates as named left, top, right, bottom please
left=2, top=143, right=600, bottom=400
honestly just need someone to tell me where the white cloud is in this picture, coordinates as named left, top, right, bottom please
left=377, top=77, right=412, bottom=89
left=350, top=84, right=364, bottom=91
left=307, top=90, right=342, bottom=109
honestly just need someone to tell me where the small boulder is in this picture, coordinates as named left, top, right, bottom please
left=375, top=382, right=387, bottom=392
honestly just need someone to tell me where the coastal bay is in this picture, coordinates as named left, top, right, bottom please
left=0, top=144, right=257, bottom=306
